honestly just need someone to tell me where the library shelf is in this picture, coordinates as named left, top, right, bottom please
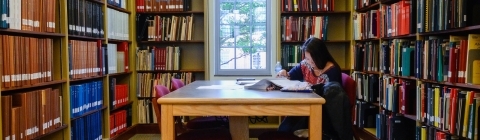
left=355, top=2, right=380, bottom=13
left=354, top=38, right=380, bottom=42
left=137, top=69, right=205, bottom=73
left=281, top=40, right=350, bottom=43
left=109, top=71, right=133, bottom=77
left=70, top=75, right=105, bottom=83
left=110, top=124, right=137, bottom=140
left=419, top=79, right=480, bottom=90
left=381, top=33, right=417, bottom=40
left=403, top=114, right=416, bottom=121
left=280, top=11, right=351, bottom=15
left=1, top=80, right=67, bottom=92
left=86, top=0, right=104, bottom=5
left=136, top=11, right=204, bottom=14
left=108, top=38, right=132, bottom=43
left=71, top=106, right=108, bottom=121
left=107, top=4, right=131, bottom=14
left=384, top=74, right=417, bottom=80
left=380, top=0, right=401, bottom=4
left=32, top=124, right=68, bottom=140
left=354, top=127, right=378, bottom=140
left=110, top=101, right=133, bottom=113
left=0, top=29, right=65, bottom=38
left=358, top=71, right=381, bottom=75
left=68, top=35, right=105, bottom=41
left=418, top=25, right=480, bottom=36
left=138, top=40, right=205, bottom=44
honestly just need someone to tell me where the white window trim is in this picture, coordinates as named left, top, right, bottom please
left=207, top=0, right=279, bottom=80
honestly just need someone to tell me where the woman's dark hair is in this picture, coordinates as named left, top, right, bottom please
left=301, top=37, right=341, bottom=69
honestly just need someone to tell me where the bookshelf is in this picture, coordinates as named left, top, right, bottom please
left=278, top=0, right=353, bottom=73
left=352, top=0, right=480, bottom=139
left=133, top=0, right=206, bottom=128
left=0, top=0, right=135, bottom=139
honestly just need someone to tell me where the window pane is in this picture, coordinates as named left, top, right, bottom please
left=220, top=48, right=236, bottom=69
left=252, top=25, right=266, bottom=46
left=236, top=25, right=251, bottom=47
left=217, top=0, right=268, bottom=72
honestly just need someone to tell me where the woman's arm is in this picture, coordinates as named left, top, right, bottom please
left=288, top=64, right=304, bottom=81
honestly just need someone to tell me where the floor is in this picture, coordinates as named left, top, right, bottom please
left=128, top=134, right=259, bottom=140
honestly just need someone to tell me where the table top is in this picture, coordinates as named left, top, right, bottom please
left=157, top=80, right=325, bottom=104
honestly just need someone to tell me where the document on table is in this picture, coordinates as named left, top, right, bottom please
left=243, top=78, right=312, bottom=92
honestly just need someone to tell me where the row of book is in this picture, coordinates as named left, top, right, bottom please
left=135, top=0, right=192, bottom=12
left=109, top=109, right=131, bottom=138
left=0, top=0, right=57, bottom=32
left=136, top=46, right=180, bottom=71
left=68, top=41, right=129, bottom=79
left=136, top=72, right=193, bottom=98
left=1, top=35, right=53, bottom=89
left=1, top=88, right=62, bottom=140
left=353, top=42, right=380, bottom=72
left=416, top=83, right=480, bottom=138
left=71, top=111, right=102, bottom=140
left=416, top=0, right=480, bottom=33
left=109, top=78, right=129, bottom=109
left=67, top=0, right=105, bottom=38
left=107, top=8, right=130, bottom=41
left=280, top=44, right=303, bottom=70
left=354, top=0, right=378, bottom=11
left=280, top=16, right=329, bottom=42
left=145, top=15, right=195, bottom=41
left=354, top=73, right=380, bottom=103
left=281, top=0, right=335, bottom=12
left=137, top=99, right=157, bottom=124
left=354, top=34, right=480, bottom=85
left=70, top=80, right=104, bottom=118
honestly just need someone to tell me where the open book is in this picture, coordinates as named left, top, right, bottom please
left=243, top=78, right=312, bottom=92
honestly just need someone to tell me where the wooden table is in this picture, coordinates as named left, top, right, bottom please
left=157, top=80, right=326, bottom=140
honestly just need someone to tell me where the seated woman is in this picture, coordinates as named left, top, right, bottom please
left=276, top=37, right=348, bottom=139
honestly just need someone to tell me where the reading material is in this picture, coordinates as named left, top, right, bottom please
left=243, top=78, right=312, bottom=92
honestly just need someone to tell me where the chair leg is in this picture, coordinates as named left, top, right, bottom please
left=175, top=116, right=188, bottom=135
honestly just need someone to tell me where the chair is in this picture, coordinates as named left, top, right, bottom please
left=257, top=73, right=359, bottom=140
left=152, top=85, right=232, bottom=140
left=341, top=73, right=360, bottom=140
left=171, top=78, right=229, bottom=130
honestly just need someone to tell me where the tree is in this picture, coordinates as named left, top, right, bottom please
left=218, top=1, right=267, bottom=67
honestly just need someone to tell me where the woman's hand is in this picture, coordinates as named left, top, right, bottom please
left=276, top=69, right=289, bottom=78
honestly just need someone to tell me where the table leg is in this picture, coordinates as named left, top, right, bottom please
left=309, top=104, right=322, bottom=140
left=161, top=105, right=175, bottom=140
left=229, top=116, right=249, bottom=140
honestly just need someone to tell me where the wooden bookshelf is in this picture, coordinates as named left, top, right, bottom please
left=69, top=76, right=105, bottom=83
left=108, top=38, right=133, bottom=43
left=138, top=40, right=205, bottom=44
left=107, top=4, right=131, bottom=14
left=136, top=11, right=204, bottom=14
left=110, top=101, right=134, bottom=113
left=0, top=80, right=67, bottom=92
left=280, top=11, right=351, bottom=15
left=71, top=106, right=108, bottom=121
left=351, top=0, right=480, bottom=139
left=0, top=29, right=65, bottom=37
left=137, top=69, right=205, bottom=73
left=68, top=35, right=106, bottom=41
left=355, top=2, right=380, bottom=13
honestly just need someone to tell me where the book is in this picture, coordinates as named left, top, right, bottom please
left=243, top=78, right=312, bottom=92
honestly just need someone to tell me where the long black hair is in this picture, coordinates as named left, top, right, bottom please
left=301, top=37, right=341, bottom=70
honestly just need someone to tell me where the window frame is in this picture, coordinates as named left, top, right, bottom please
left=213, top=0, right=272, bottom=76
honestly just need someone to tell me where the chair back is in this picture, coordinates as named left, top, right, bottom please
left=341, top=73, right=359, bottom=140
left=171, top=78, right=185, bottom=91
left=341, top=73, right=356, bottom=110
left=152, top=85, right=171, bottom=131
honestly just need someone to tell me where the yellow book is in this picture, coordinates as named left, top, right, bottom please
left=462, top=91, right=473, bottom=137
left=434, top=87, right=440, bottom=127
left=421, top=126, right=427, bottom=140
left=466, top=34, right=480, bottom=84
left=473, top=60, right=480, bottom=84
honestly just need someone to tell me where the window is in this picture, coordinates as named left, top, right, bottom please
left=214, top=0, right=271, bottom=76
